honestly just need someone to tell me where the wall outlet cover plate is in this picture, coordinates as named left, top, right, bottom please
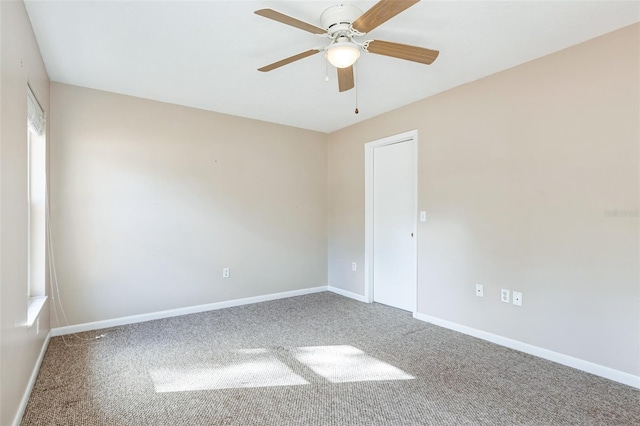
left=513, top=291, right=523, bottom=306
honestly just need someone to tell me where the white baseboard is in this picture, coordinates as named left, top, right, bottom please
left=327, top=286, right=369, bottom=303
left=413, top=312, right=640, bottom=389
left=52, top=286, right=328, bottom=337
left=14, top=331, right=51, bottom=426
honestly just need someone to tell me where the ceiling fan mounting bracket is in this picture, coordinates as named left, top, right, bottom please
left=320, top=4, right=362, bottom=37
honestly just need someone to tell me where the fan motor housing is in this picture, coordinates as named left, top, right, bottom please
left=320, top=4, right=362, bottom=36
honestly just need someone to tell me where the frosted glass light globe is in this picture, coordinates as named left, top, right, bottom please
left=326, top=42, right=360, bottom=68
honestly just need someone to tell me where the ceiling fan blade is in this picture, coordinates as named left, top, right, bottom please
left=255, top=9, right=326, bottom=35
left=258, top=49, right=321, bottom=72
left=337, top=66, right=355, bottom=92
left=352, top=0, right=420, bottom=34
left=367, top=40, right=439, bottom=65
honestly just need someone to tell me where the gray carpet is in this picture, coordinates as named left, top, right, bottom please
left=22, top=292, right=640, bottom=425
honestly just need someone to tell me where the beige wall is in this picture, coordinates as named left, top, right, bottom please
left=49, top=83, right=327, bottom=326
left=328, top=24, right=640, bottom=376
left=0, top=0, right=51, bottom=424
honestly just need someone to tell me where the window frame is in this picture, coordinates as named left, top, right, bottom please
left=26, top=85, right=47, bottom=327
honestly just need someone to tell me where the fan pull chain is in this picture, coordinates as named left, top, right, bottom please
left=354, top=63, right=359, bottom=114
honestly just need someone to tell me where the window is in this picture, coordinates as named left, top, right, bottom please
left=27, top=86, right=47, bottom=326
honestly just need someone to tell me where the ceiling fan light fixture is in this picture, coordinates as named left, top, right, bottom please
left=326, top=42, right=360, bottom=68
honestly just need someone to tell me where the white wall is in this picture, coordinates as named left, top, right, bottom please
left=328, top=24, right=640, bottom=377
left=49, top=83, right=328, bottom=326
left=0, top=1, right=51, bottom=424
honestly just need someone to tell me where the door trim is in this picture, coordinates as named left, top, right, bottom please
left=364, top=130, right=418, bottom=311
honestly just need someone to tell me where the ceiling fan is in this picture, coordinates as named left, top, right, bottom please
left=255, top=0, right=439, bottom=93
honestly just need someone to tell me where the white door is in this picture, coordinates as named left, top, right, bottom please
left=372, top=139, right=416, bottom=311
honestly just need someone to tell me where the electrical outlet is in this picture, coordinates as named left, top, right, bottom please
left=352, top=262, right=357, bottom=271
left=223, top=267, right=230, bottom=278
left=513, top=291, right=523, bottom=307
left=501, top=289, right=510, bottom=303
left=475, top=284, right=484, bottom=297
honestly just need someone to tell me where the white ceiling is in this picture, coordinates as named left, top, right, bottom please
left=24, top=1, right=640, bottom=133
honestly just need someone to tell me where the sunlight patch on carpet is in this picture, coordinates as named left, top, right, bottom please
left=292, top=345, right=415, bottom=383
left=149, top=351, right=308, bottom=392
left=149, top=345, right=413, bottom=392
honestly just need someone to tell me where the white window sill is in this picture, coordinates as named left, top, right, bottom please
left=27, top=296, right=47, bottom=327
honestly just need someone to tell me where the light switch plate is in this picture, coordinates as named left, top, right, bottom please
left=475, top=284, right=484, bottom=297
left=420, top=211, right=427, bottom=222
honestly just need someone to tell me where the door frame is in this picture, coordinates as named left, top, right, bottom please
left=364, top=129, right=418, bottom=311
